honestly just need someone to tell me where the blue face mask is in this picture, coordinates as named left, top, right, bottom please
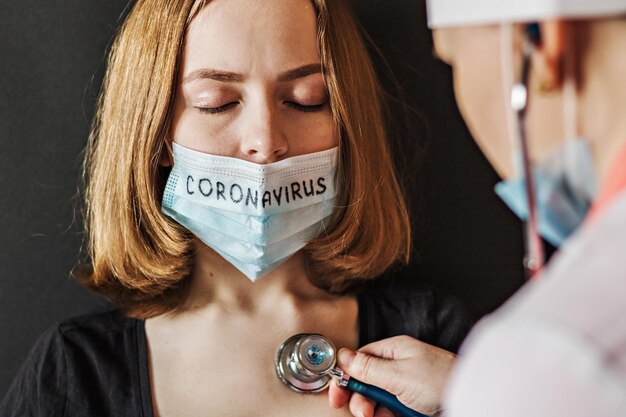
left=161, top=143, right=338, bottom=281
left=495, top=138, right=598, bottom=247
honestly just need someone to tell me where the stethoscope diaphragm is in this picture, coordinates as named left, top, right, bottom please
left=274, top=333, right=336, bottom=393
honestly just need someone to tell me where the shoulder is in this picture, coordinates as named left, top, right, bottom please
left=56, top=309, right=140, bottom=353
left=15, top=309, right=139, bottom=380
left=445, top=196, right=626, bottom=416
left=446, top=314, right=626, bottom=417
left=1, top=310, right=145, bottom=417
left=0, top=323, right=69, bottom=416
left=500, top=191, right=626, bottom=356
left=54, top=309, right=145, bottom=397
left=356, top=278, right=477, bottom=353
left=521, top=192, right=626, bottom=325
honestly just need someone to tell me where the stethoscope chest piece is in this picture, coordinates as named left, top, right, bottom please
left=275, top=333, right=427, bottom=417
left=275, top=333, right=336, bottom=393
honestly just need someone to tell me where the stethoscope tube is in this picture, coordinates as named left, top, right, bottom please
left=340, top=375, right=428, bottom=417
left=512, top=23, right=546, bottom=279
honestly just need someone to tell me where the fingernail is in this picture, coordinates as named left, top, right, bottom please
left=338, top=348, right=356, bottom=368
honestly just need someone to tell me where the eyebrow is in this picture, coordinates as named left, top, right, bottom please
left=278, top=63, right=324, bottom=82
left=182, top=63, right=324, bottom=84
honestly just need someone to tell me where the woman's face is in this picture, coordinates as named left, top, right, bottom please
left=170, top=0, right=338, bottom=163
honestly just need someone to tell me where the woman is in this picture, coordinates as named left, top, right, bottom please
left=331, top=1, right=626, bottom=416
left=0, top=0, right=473, bottom=416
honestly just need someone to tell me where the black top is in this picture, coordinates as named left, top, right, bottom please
left=0, top=281, right=475, bottom=417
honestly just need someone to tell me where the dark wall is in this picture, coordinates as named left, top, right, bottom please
left=0, top=0, right=129, bottom=396
left=0, top=0, right=525, bottom=396
left=348, top=0, right=525, bottom=309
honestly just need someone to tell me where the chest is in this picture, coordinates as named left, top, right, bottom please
left=146, top=302, right=358, bottom=417
left=151, top=359, right=352, bottom=417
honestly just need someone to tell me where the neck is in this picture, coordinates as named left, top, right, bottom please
left=180, top=239, right=333, bottom=314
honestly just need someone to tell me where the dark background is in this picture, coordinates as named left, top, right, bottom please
left=0, top=0, right=525, bottom=396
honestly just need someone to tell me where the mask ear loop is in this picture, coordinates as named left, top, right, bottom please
left=509, top=23, right=545, bottom=278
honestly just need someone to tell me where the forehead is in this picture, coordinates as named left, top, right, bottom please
left=183, top=0, right=320, bottom=73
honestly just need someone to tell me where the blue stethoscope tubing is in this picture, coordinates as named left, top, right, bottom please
left=344, top=377, right=429, bottom=417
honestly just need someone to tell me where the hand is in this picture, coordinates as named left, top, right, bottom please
left=328, top=336, right=456, bottom=417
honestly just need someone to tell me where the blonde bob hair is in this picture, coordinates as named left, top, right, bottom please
left=79, top=0, right=411, bottom=318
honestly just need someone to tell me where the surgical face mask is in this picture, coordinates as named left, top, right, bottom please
left=161, top=143, right=338, bottom=281
left=495, top=138, right=598, bottom=247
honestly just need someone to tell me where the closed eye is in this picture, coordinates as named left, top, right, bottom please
left=195, top=102, right=238, bottom=114
left=285, top=101, right=327, bottom=113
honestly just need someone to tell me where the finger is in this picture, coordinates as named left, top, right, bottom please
left=373, top=406, right=396, bottom=417
left=328, top=381, right=351, bottom=409
left=348, top=392, right=376, bottom=417
left=338, top=348, right=401, bottom=394
left=358, top=335, right=425, bottom=360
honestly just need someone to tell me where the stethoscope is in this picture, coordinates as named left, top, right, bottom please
left=275, top=334, right=429, bottom=417
left=511, top=22, right=546, bottom=279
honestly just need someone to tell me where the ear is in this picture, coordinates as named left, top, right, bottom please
left=531, top=20, right=566, bottom=91
left=160, top=140, right=173, bottom=167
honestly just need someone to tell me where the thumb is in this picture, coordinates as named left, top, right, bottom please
left=337, top=348, right=401, bottom=394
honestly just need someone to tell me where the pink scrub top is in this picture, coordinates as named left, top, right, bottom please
left=444, top=144, right=626, bottom=416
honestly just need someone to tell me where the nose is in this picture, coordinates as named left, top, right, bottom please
left=239, top=101, right=288, bottom=163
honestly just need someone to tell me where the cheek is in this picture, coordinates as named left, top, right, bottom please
left=170, top=106, right=237, bottom=155
left=169, top=86, right=244, bottom=155
left=284, top=111, right=339, bottom=154
left=453, top=51, right=515, bottom=179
